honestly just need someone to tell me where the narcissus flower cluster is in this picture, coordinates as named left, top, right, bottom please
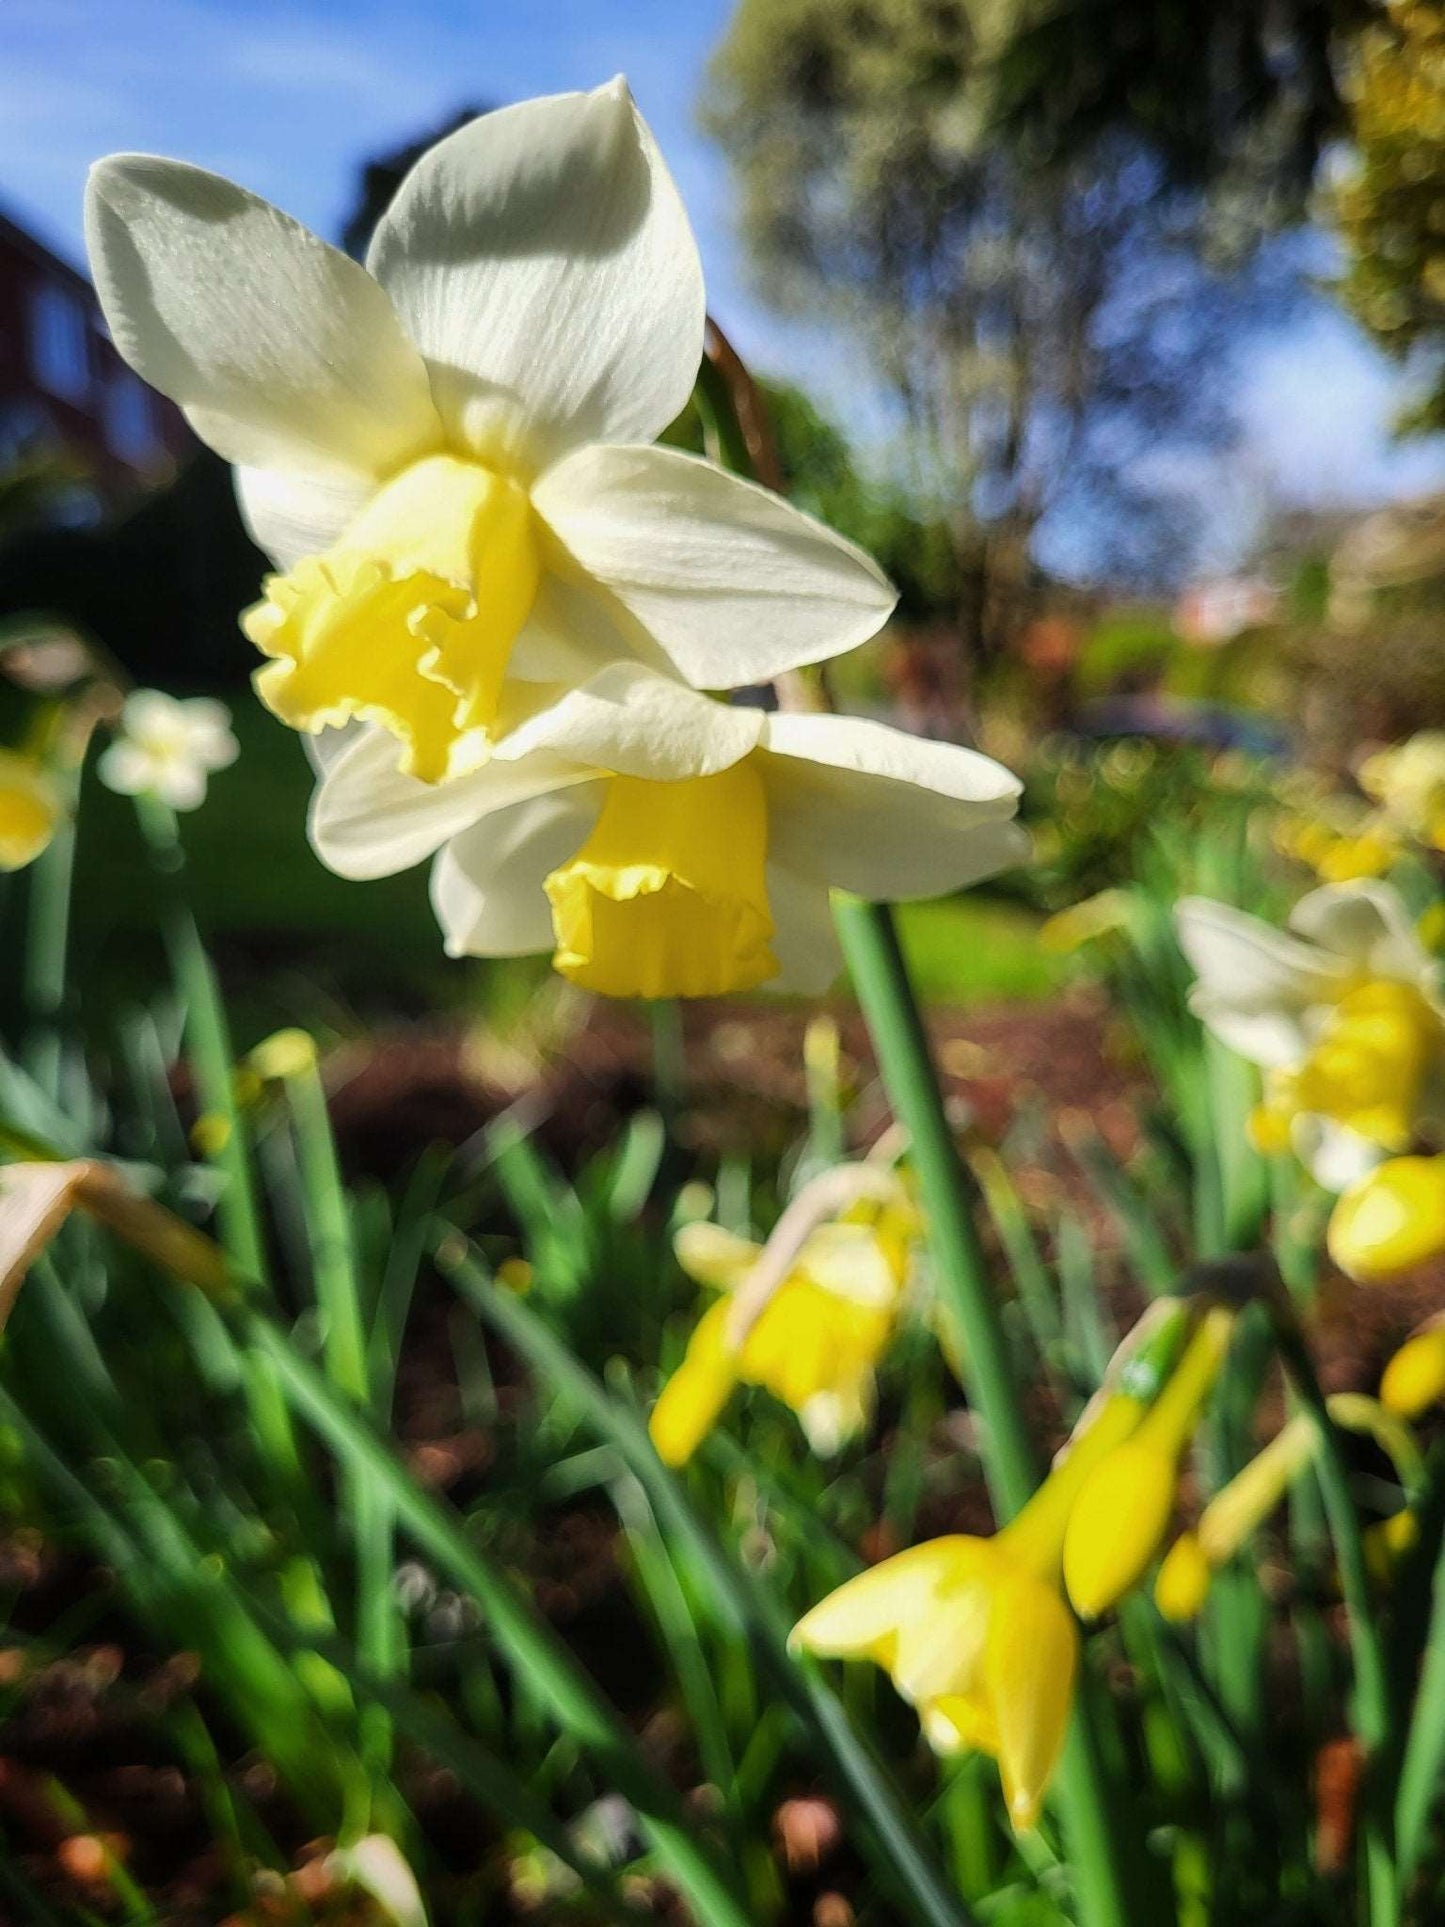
left=86, top=80, right=1026, bottom=1000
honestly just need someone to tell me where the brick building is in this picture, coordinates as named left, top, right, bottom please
left=0, top=200, right=191, bottom=508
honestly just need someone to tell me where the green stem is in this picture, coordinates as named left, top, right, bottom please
left=833, top=894, right=1143, bottom=1927
left=1274, top=1315, right=1398, bottom=1927
left=834, top=896, right=1035, bottom=1515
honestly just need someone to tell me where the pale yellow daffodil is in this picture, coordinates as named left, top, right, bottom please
left=0, top=750, right=62, bottom=871
left=1177, top=882, right=1445, bottom=1193
left=650, top=1202, right=917, bottom=1462
left=1360, top=732, right=1445, bottom=851
left=310, top=667, right=1028, bottom=998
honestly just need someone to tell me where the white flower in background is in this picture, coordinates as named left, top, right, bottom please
left=308, top=665, right=1028, bottom=999
left=85, top=81, right=895, bottom=788
left=98, top=690, right=238, bottom=811
left=1175, top=881, right=1445, bottom=1190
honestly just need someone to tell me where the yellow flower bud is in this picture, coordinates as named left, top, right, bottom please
left=248, top=1027, right=320, bottom=1082
left=1381, top=1320, right=1445, bottom=1418
left=1364, top=1509, right=1417, bottom=1586
left=1063, top=1440, right=1176, bottom=1620
left=1327, top=1156, right=1445, bottom=1282
left=1063, top=1306, right=1233, bottom=1618
left=1155, top=1532, right=1213, bottom=1623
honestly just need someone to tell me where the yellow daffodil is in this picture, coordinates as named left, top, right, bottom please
left=1360, top=732, right=1445, bottom=851
left=310, top=667, right=1027, bottom=997
left=1381, top=1315, right=1445, bottom=1416
left=86, top=83, right=895, bottom=788
left=792, top=1300, right=1197, bottom=1828
left=650, top=1198, right=917, bottom=1462
left=1328, top=1154, right=1445, bottom=1281
left=0, top=750, right=62, bottom=871
left=1273, top=808, right=1400, bottom=883
left=98, top=690, right=238, bottom=812
left=1177, top=882, right=1445, bottom=1192
left=1063, top=1306, right=1234, bottom=1619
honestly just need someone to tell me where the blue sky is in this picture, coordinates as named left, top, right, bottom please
left=3, top=0, right=1442, bottom=572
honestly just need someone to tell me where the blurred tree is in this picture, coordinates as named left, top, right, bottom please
left=705, top=0, right=1295, bottom=687
left=989, top=0, right=1376, bottom=251
left=1334, top=0, right=1445, bottom=432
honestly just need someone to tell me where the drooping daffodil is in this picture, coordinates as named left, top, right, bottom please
left=309, top=666, right=1028, bottom=997
left=1176, top=881, right=1445, bottom=1192
left=0, top=750, right=63, bottom=871
left=650, top=1188, right=919, bottom=1463
left=792, top=1298, right=1197, bottom=1829
left=97, top=690, right=238, bottom=811
left=85, top=82, right=896, bottom=788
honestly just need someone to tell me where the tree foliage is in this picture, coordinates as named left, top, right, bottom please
left=1335, top=0, right=1445, bottom=432
left=704, top=0, right=1295, bottom=657
left=989, top=0, right=1376, bottom=249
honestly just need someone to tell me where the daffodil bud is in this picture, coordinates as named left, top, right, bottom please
left=1155, top=1532, right=1213, bottom=1623
left=1063, top=1305, right=1234, bottom=1619
left=1328, top=1156, right=1445, bottom=1282
left=1382, top=1318, right=1445, bottom=1417
left=1062, top=1440, right=1177, bottom=1621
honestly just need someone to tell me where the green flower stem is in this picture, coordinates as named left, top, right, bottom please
left=833, top=894, right=1144, bottom=1927
left=834, top=896, right=1035, bottom=1513
left=1274, top=1313, right=1398, bottom=1927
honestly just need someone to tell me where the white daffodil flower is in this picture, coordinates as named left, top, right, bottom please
left=1176, top=881, right=1445, bottom=1190
left=308, top=665, right=1028, bottom=999
left=98, top=690, right=239, bottom=811
left=85, top=81, right=896, bottom=788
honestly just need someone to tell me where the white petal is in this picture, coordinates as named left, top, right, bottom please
left=86, top=156, right=440, bottom=478
left=1294, top=1116, right=1385, bottom=1194
left=431, top=787, right=605, bottom=957
left=158, top=764, right=208, bottom=811
left=96, top=741, right=154, bottom=798
left=535, top=445, right=897, bottom=687
left=368, top=80, right=703, bottom=472
left=1290, top=881, right=1437, bottom=988
left=767, top=865, right=844, bottom=994
left=493, top=664, right=763, bottom=781
left=758, top=713, right=1024, bottom=900
left=1174, top=897, right=1345, bottom=1069
left=310, top=726, right=591, bottom=880
left=236, top=465, right=375, bottom=571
